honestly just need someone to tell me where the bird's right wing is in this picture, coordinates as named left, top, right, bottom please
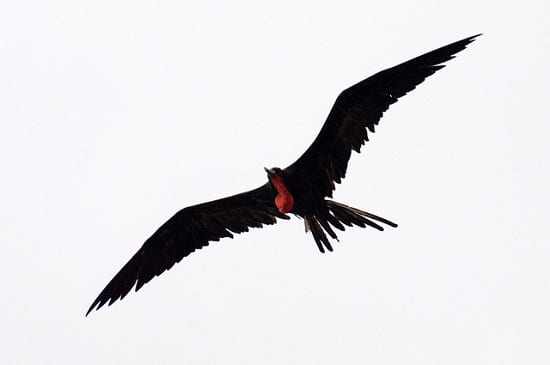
left=285, top=35, right=480, bottom=198
left=86, top=183, right=288, bottom=315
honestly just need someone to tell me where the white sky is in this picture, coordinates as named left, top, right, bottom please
left=2, top=1, right=549, bottom=364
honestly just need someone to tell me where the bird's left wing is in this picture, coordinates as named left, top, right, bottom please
left=86, top=183, right=288, bottom=315
left=285, top=35, right=480, bottom=198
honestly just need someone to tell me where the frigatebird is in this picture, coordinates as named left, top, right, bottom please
left=87, top=34, right=479, bottom=315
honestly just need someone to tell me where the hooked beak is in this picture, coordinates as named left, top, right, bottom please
left=264, top=167, right=274, bottom=176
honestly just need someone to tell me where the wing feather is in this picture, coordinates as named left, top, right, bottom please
left=285, top=35, right=480, bottom=197
left=86, top=183, right=288, bottom=315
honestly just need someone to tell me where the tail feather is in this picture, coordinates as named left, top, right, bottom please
left=304, top=200, right=397, bottom=253
left=328, top=201, right=398, bottom=229
left=304, top=216, right=333, bottom=253
left=317, top=216, right=339, bottom=241
left=325, top=212, right=345, bottom=231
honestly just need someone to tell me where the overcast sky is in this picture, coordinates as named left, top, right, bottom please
left=1, top=1, right=549, bottom=364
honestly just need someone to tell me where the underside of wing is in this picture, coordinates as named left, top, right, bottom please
left=285, top=34, right=480, bottom=197
left=86, top=183, right=289, bottom=315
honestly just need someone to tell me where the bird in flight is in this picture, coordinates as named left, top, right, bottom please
left=87, top=34, right=479, bottom=315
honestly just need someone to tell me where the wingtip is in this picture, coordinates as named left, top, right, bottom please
left=86, top=295, right=112, bottom=317
left=85, top=304, right=95, bottom=317
left=451, top=34, right=482, bottom=50
left=85, top=300, right=101, bottom=317
left=462, top=33, right=482, bottom=45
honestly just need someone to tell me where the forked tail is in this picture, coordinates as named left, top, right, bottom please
left=304, top=200, right=398, bottom=253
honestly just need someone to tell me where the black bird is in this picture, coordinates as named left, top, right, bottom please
left=87, top=34, right=479, bottom=315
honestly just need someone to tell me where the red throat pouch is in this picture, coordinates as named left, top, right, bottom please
left=271, top=176, right=294, bottom=213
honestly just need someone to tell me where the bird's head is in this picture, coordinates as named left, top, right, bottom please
left=264, top=167, right=284, bottom=182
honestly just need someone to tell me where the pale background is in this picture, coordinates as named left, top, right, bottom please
left=1, top=1, right=548, bottom=364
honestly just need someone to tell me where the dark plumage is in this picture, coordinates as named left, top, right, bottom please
left=87, top=34, right=479, bottom=315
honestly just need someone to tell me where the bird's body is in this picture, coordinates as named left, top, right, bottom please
left=87, top=34, right=479, bottom=315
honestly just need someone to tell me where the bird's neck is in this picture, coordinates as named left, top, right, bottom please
left=270, top=175, right=294, bottom=213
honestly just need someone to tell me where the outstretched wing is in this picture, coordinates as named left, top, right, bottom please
left=86, top=183, right=288, bottom=315
left=285, top=35, right=480, bottom=197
